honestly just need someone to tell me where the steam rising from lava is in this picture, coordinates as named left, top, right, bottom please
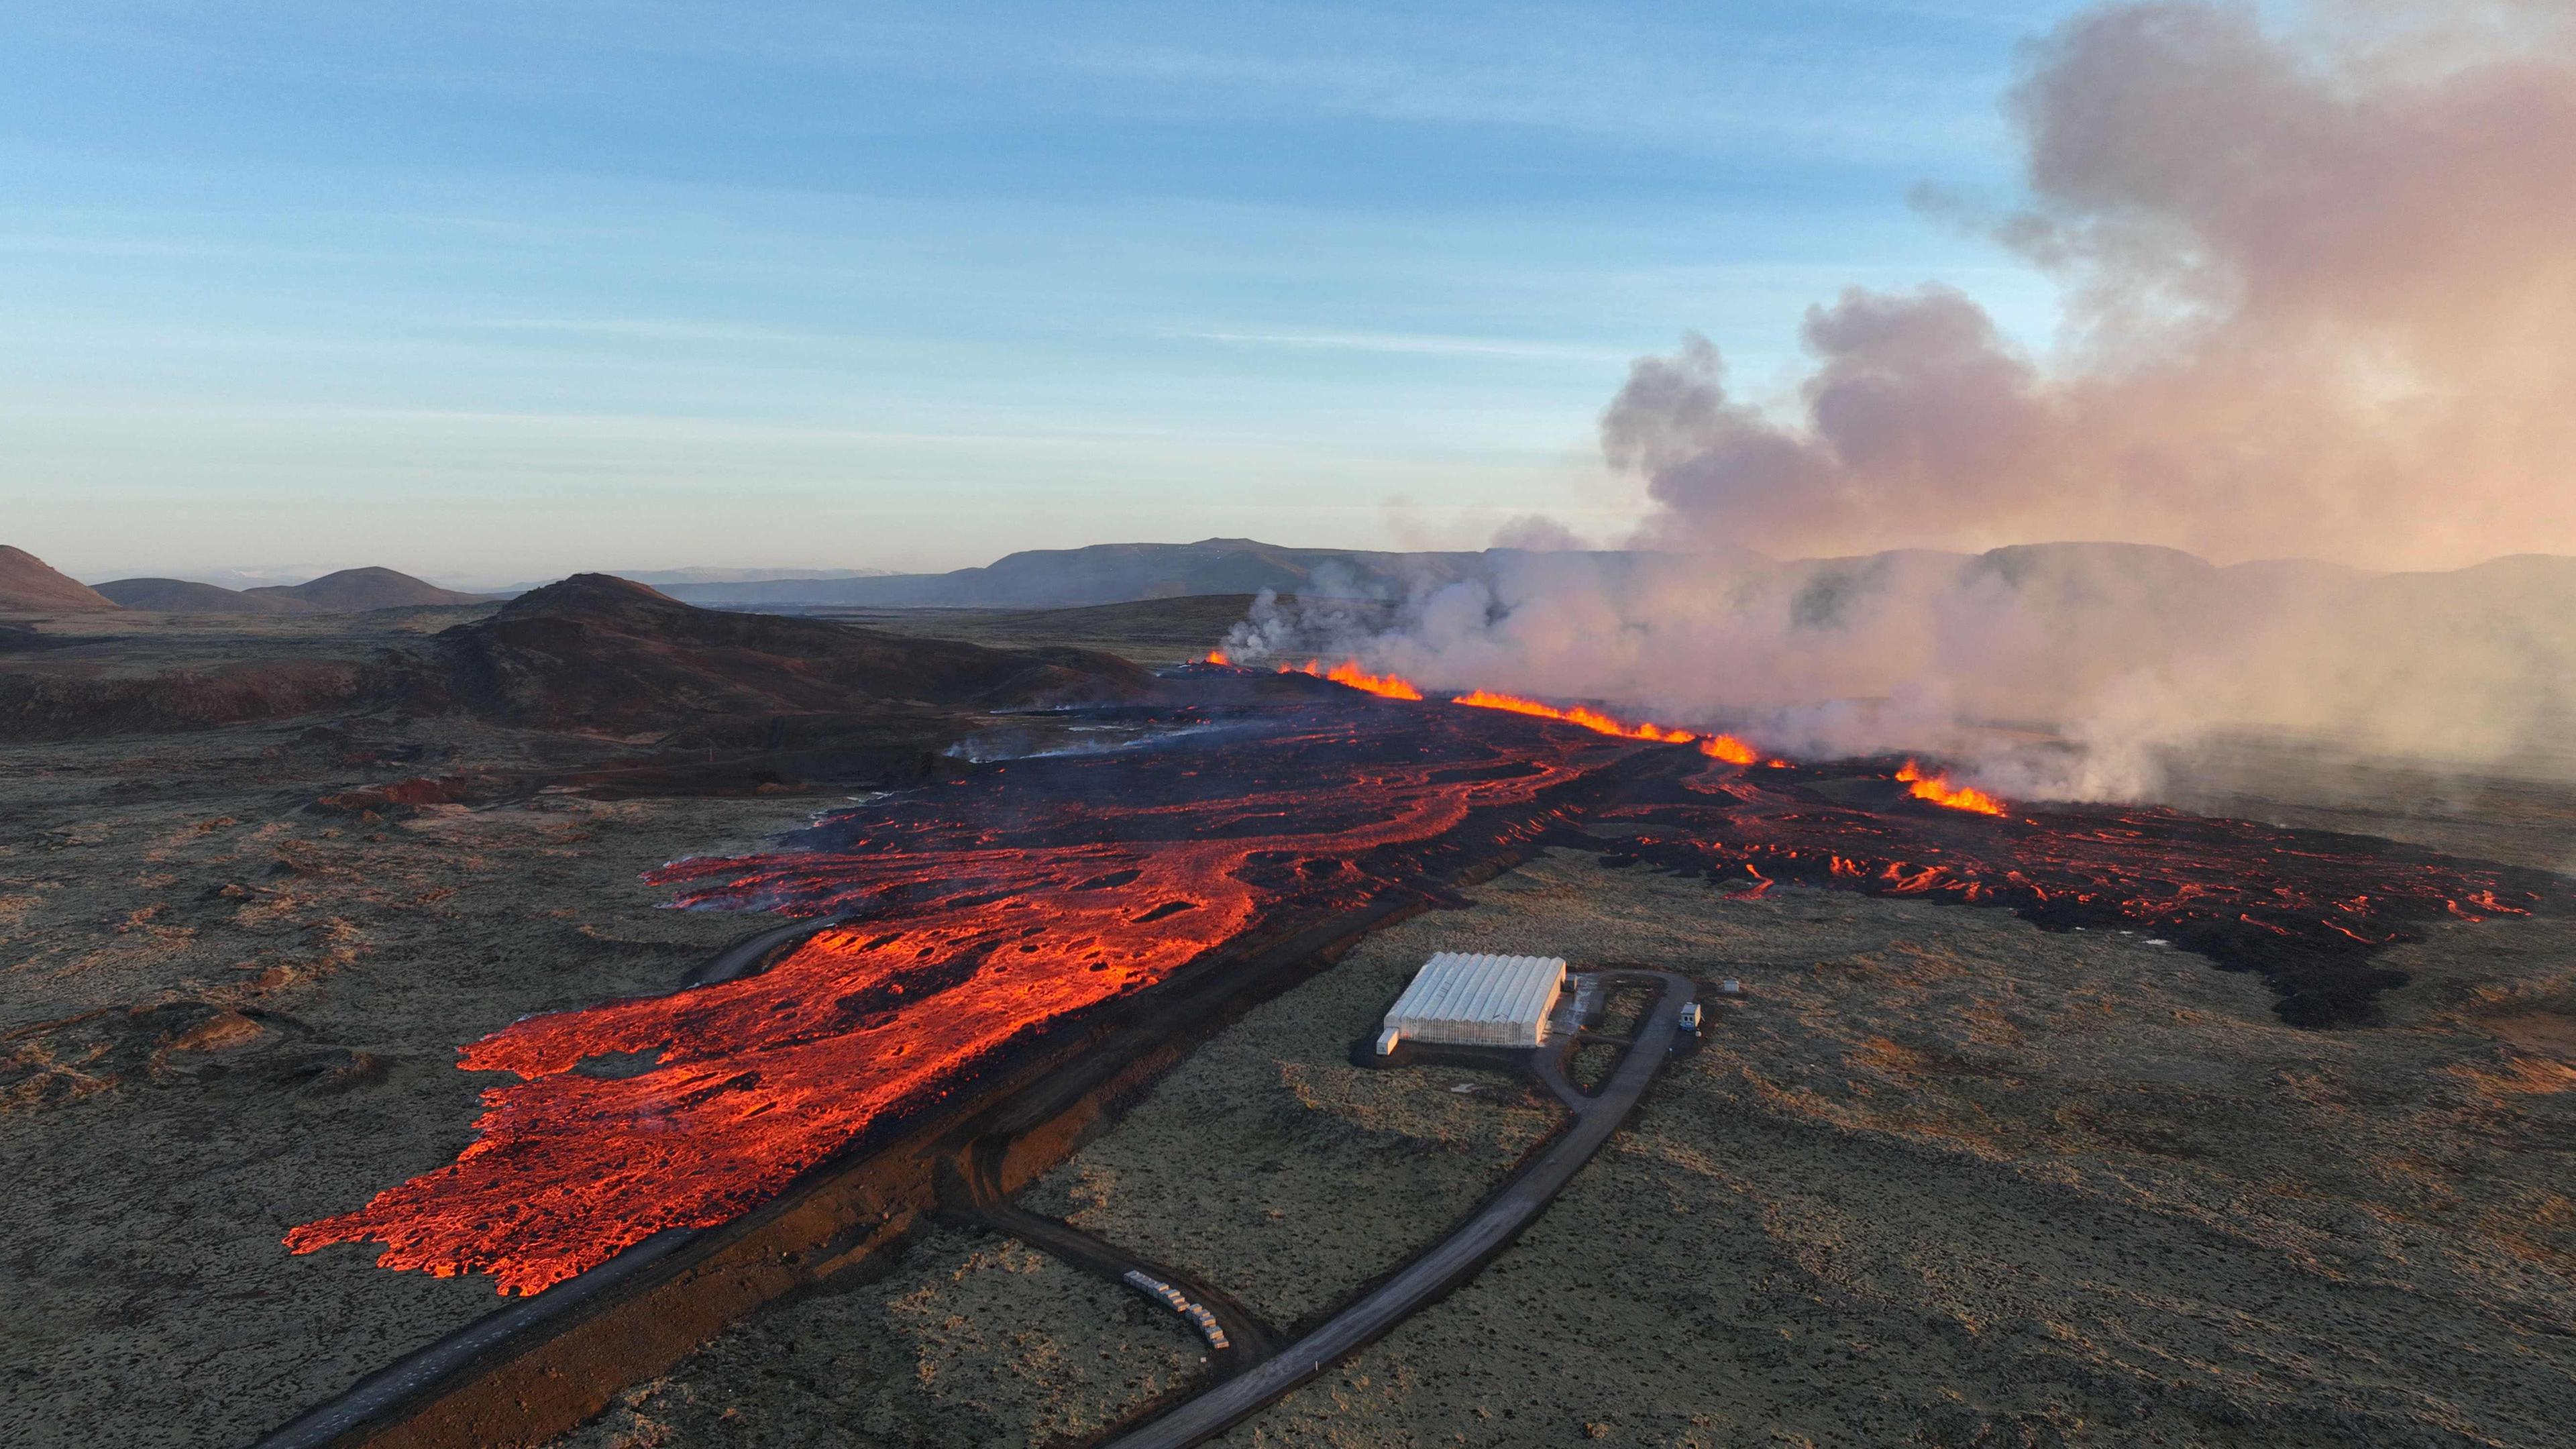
left=1225, top=0, right=2576, bottom=803
left=1224, top=543, right=2576, bottom=804
left=283, top=678, right=2555, bottom=1296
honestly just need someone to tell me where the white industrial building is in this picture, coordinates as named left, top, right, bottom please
left=1375, top=952, right=1567, bottom=1055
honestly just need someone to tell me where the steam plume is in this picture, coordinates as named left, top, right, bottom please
left=1229, top=1, right=2576, bottom=802
left=1613, top=0, right=2576, bottom=568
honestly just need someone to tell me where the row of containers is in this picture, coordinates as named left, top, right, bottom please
left=1122, top=1269, right=1232, bottom=1351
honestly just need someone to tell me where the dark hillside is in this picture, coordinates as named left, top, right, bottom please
left=661, top=538, right=1513, bottom=608
left=95, top=578, right=313, bottom=614
left=418, top=573, right=1152, bottom=733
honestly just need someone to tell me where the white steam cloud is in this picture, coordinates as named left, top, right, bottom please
left=1230, top=1, right=2576, bottom=801
left=1618, top=0, right=2576, bottom=567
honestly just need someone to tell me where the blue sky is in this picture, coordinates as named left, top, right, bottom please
left=4, top=1, right=2083, bottom=585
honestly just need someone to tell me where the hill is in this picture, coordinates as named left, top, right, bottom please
left=417, top=573, right=1152, bottom=734
left=484, top=566, right=898, bottom=594
left=0, top=547, right=120, bottom=612
left=93, top=578, right=313, bottom=614
left=244, top=567, right=488, bottom=610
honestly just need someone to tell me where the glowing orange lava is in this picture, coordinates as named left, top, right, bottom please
left=1201, top=649, right=1230, bottom=665
left=1277, top=663, right=1784, bottom=767
left=1281, top=658, right=1424, bottom=700
left=1895, top=760, right=2008, bottom=816
left=1451, top=688, right=1775, bottom=767
left=1697, top=734, right=1759, bottom=765
left=1450, top=689, right=1697, bottom=743
left=287, top=683, right=2555, bottom=1299
left=284, top=708, right=1567, bottom=1295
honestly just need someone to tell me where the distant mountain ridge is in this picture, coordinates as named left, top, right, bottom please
left=95, top=578, right=315, bottom=613
left=654, top=538, right=1666, bottom=609
left=620, top=537, right=2576, bottom=663
left=481, top=566, right=895, bottom=595
left=609, top=566, right=896, bottom=586
left=94, top=566, right=490, bottom=613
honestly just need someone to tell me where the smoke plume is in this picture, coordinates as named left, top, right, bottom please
left=1230, top=1, right=2576, bottom=802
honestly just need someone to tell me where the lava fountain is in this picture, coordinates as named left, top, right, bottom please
left=1895, top=759, right=2008, bottom=816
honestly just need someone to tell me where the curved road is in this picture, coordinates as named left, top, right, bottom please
left=975, top=1201, right=1281, bottom=1368
left=1103, top=970, right=1695, bottom=1449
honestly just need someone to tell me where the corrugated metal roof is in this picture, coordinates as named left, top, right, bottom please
left=1383, top=952, right=1566, bottom=1049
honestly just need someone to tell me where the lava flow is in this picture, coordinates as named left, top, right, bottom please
left=1450, top=688, right=1699, bottom=743
left=1895, top=759, right=2008, bottom=816
left=284, top=699, right=1585, bottom=1295
left=1280, top=658, right=1424, bottom=700
left=287, top=671, right=2564, bottom=1297
left=1293, top=664, right=1773, bottom=763
left=1445, top=686, right=1772, bottom=765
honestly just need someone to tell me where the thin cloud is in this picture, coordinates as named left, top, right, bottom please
left=1175, top=327, right=1628, bottom=364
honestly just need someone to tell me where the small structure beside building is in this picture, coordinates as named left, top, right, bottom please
left=1375, top=951, right=1567, bottom=1055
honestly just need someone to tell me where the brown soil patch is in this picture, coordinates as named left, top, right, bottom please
left=2481, top=1011, right=2576, bottom=1057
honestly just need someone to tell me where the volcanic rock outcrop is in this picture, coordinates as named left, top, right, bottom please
left=0, top=546, right=119, bottom=612
left=414, top=572, right=1152, bottom=735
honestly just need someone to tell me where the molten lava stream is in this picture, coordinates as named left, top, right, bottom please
left=1269, top=659, right=1776, bottom=766
left=1697, top=734, right=1760, bottom=765
left=1451, top=688, right=1695, bottom=743
left=1279, top=658, right=1423, bottom=700
left=282, top=686, right=2556, bottom=1295
left=1450, top=685, right=1769, bottom=765
left=1895, top=759, right=2008, bottom=815
left=284, top=710, right=1576, bottom=1295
